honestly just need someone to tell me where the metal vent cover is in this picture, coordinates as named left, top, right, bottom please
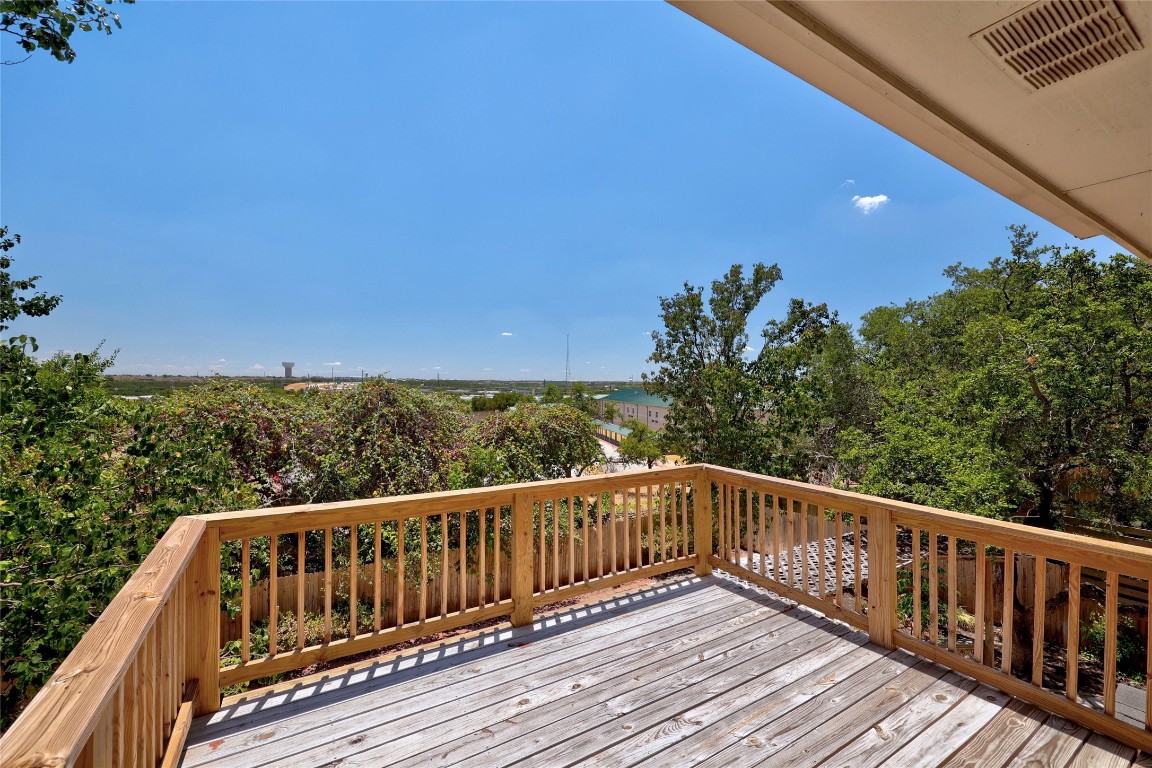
left=973, top=0, right=1144, bottom=92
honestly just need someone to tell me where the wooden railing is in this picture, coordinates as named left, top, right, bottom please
left=0, top=466, right=704, bottom=768
left=5, top=463, right=1152, bottom=766
left=0, top=517, right=217, bottom=768
left=705, top=464, right=1152, bottom=753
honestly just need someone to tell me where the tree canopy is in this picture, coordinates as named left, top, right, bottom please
left=616, top=418, right=664, bottom=469
left=1, top=0, right=133, bottom=64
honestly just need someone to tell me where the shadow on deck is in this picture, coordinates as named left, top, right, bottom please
left=181, top=573, right=1145, bottom=768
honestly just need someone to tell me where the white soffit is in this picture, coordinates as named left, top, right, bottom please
left=670, top=0, right=1151, bottom=261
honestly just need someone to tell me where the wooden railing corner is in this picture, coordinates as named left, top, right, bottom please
left=693, top=466, right=713, bottom=577
left=865, top=505, right=896, bottom=650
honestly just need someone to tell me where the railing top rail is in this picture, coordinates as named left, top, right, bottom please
left=0, top=516, right=206, bottom=768
left=703, top=464, right=1152, bottom=574
left=200, top=465, right=701, bottom=541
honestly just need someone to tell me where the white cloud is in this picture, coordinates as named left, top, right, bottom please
left=483, top=367, right=492, bottom=371
left=324, top=361, right=342, bottom=366
left=500, top=332, right=514, bottom=337
left=841, top=179, right=856, bottom=186
left=852, top=194, right=889, bottom=214
left=520, top=368, right=531, bottom=372
left=433, top=366, right=442, bottom=370
left=250, top=363, right=264, bottom=370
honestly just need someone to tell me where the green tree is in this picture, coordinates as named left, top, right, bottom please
left=1, top=228, right=61, bottom=353
left=566, top=381, right=598, bottom=417
left=1, top=0, right=133, bottom=64
left=844, top=227, right=1152, bottom=527
left=616, top=418, right=664, bottom=469
left=468, top=403, right=601, bottom=481
left=644, top=263, right=790, bottom=472
left=540, top=383, right=565, bottom=404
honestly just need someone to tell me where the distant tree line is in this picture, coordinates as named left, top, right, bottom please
left=646, top=226, right=1152, bottom=529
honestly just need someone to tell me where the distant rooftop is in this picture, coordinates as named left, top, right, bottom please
left=599, top=388, right=671, bottom=408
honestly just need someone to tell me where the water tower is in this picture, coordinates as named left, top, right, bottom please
left=282, top=362, right=295, bottom=378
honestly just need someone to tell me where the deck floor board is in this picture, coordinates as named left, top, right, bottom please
left=181, top=573, right=1146, bottom=768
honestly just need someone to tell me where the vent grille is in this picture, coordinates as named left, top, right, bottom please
left=973, top=0, right=1143, bottom=91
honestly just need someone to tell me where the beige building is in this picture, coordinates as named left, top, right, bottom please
left=596, top=388, right=672, bottom=431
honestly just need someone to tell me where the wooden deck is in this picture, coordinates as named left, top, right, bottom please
left=180, top=573, right=1147, bottom=768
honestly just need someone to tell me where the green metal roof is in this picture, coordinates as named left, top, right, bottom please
left=598, top=388, right=671, bottom=408
left=593, top=419, right=632, bottom=437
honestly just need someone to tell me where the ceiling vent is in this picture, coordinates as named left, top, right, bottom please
left=973, top=0, right=1143, bottom=92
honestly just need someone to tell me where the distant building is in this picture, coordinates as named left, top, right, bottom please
left=596, top=388, right=671, bottom=431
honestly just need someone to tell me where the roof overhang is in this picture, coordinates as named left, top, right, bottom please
left=670, top=0, right=1151, bottom=261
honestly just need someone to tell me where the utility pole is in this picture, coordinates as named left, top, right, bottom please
left=565, top=334, right=570, bottom=384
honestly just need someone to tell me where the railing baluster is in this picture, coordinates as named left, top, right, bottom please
left=835, top=510, right=843, bottom=605
left=781, top=497, right=791, bottom=587
left=719, top=484, right=727, bottom=564
left=817, top=506, right=826, bottom=600
left=658, top=485, right=667, bottom=564
left=947, top=535, right=957, bottom=653
left=453, top=511, right=463, bottom=612
left=269, top=534, right=278, bottom=653
left=144, top=622, right=154, bottom=764
left=114, top=681, right=125, bottom=767
left=373, top=522, right=382, bottom=631
left=1105, top=570, right=1119, bottom=716
left=634, top=485, right=642, bottom=570
left=983, top=552, right=995, bottom=664
left=538, top=501, right=547, bottom=590
left=1032, top=554, right=1046, bottom=685
left=680, top=482, right=688, bottom=560
left=350, top=524, right=358, bottom=638
left=757, top=492, right=766, bottom=577
left=913, top=527, right=922, bottom=640
left=975, top=541, right=986, bottom=664
left=241, top=538, right=250, bottom=663
left=397, top=520, right=406, bottom=627
left=569, top=495, right=576, bottom=584
left=1002, top=548, right=1015, bottom=676
left=853, top=512, right=862, bottom=614
left=441, top=512, right=450, bottom=616
left=929, top=531, right=939, bottom=646
left=297, top=530, right=306, bottom=649
left=552, top=500, right=560, bottom=591
left=745, top=489, right=753, bottom=569
left=323, top=529, right=332, bottom=642
left=123, top=661, right=137, bottom=768
left=419, top=515, right=427, bottom=624
left=582, top=496, right=590, bottom=583
left=608, top=490, right=616, bottom=575
left=1067, top=563, right=1079, bottom=700
left=493, top=508, right=501, bottom=602
left=800, top=502, right=809, bottom=595
left=732, top=486, right=740, bottom=565
left=479, top=508, right=488, bottom=607
left=597, top=493, right=605, bottom=578
left=1146, top=578, right=1151, bottom=730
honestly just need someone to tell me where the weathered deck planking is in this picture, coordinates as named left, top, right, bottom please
left=180, top=574, right=1148, bottom=768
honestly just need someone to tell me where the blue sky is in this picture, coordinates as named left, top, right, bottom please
left=1, top=2, right=1128, bottom=381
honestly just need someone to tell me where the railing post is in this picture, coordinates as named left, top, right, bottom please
left=866, top=505, right=896, bottom=649
left=186, top=525, right=220, bottom=715
left=693, top=467, right=713, bottom=577
left=510, top=491, right=535, bottom=627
